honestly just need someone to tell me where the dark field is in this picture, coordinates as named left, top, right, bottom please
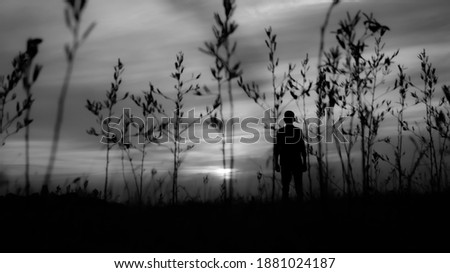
left=1, top=191, right=449, bottom=252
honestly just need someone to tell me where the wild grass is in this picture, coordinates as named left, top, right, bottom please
left=130, top=82, right=164, bottom=205
left=0, top=39, right=43, bottom=196
left=151, top=52, right=220, bottom=204
left=318, top=11, right=399, bottom=196
left=44, top=0, right=96, bottom=188
left=200, top=0, right=242, bottom=202
left=22, top=40, right=43, bottom=196
left=239, top=27, right=297, bottom=202
left=86, top=59, right=128, bottom=200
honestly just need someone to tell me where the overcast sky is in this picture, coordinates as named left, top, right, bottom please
left=0, top=0, right=449, bottom=198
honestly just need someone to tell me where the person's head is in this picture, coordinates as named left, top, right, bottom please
left=283, top=110, right=295, bottom=124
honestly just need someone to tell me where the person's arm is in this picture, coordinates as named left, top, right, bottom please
left=300, top=129, right=307, bottom=169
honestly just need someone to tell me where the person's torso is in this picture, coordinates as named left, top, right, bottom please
left=277, top=125, right=303, bottom=165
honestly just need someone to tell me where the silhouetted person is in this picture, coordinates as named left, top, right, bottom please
left=275, top=110, right=307, bottom=202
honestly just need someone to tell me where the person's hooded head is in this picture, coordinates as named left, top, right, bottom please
left=283, top=110, right=295, bottom=124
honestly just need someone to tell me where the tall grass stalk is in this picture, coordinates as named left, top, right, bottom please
left=200, top=32, right=227, bottom=201
left=0, top=39, right=42, bottom=195
left=411, top=50, right=442, bottom=192
left=323, top=11, right=397, bottom=196
left=44, top=0, right=96, bottom=187
left=0, top=48, right=36, bottom=144
left=239, top=27, right=296, bottom=202
left=86, top=59, right=127, bottom=200
left=315, top=0, right=339, bottom=200
left=386, top=64, right=426, bottom=193
left=200, top=0, right=242, bottom=202
left=118, top=124, right=140, bottom=203
left=391, top=65, right=409, bottom=191
left=131, top=85, right=164, bottom=205
left=286, top=54, right=315, bottom=198
left=153, top=52, right=219, bottom=204
left=22, top=39, right=43, bottom=195
left=295, top=55, right=313, bottom=197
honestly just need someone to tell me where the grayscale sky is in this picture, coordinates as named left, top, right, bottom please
left=0, top=0, right=449, bottom=198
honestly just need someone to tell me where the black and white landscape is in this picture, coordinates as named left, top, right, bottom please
left=0, top=0, right=450, bottom=252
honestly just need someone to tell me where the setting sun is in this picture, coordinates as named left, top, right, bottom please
left=214, top=168, right=234, bottom=177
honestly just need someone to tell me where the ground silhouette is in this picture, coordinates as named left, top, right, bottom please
left=1, top=190, right=450, bottom=252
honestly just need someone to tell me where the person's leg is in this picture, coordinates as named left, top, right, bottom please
left=281, top=166, right=292, bottom=202
left=293, top=168, right=303, bottom=203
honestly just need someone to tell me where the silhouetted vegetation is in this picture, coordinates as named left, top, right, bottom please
left=151, top=52, right=220, bottom=204
left=44, top=0, right=96, bottom=187
left=200, top=0, right=242, bottom=202
left=1, top=0, right=450, bottom=252
left=0, top=39, right=43, bottom=196
left=130, top=80, right=164, bottom=205
left=239, top=27, right=297, bottom=202
left=86, top=59, right=128, bottom=200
